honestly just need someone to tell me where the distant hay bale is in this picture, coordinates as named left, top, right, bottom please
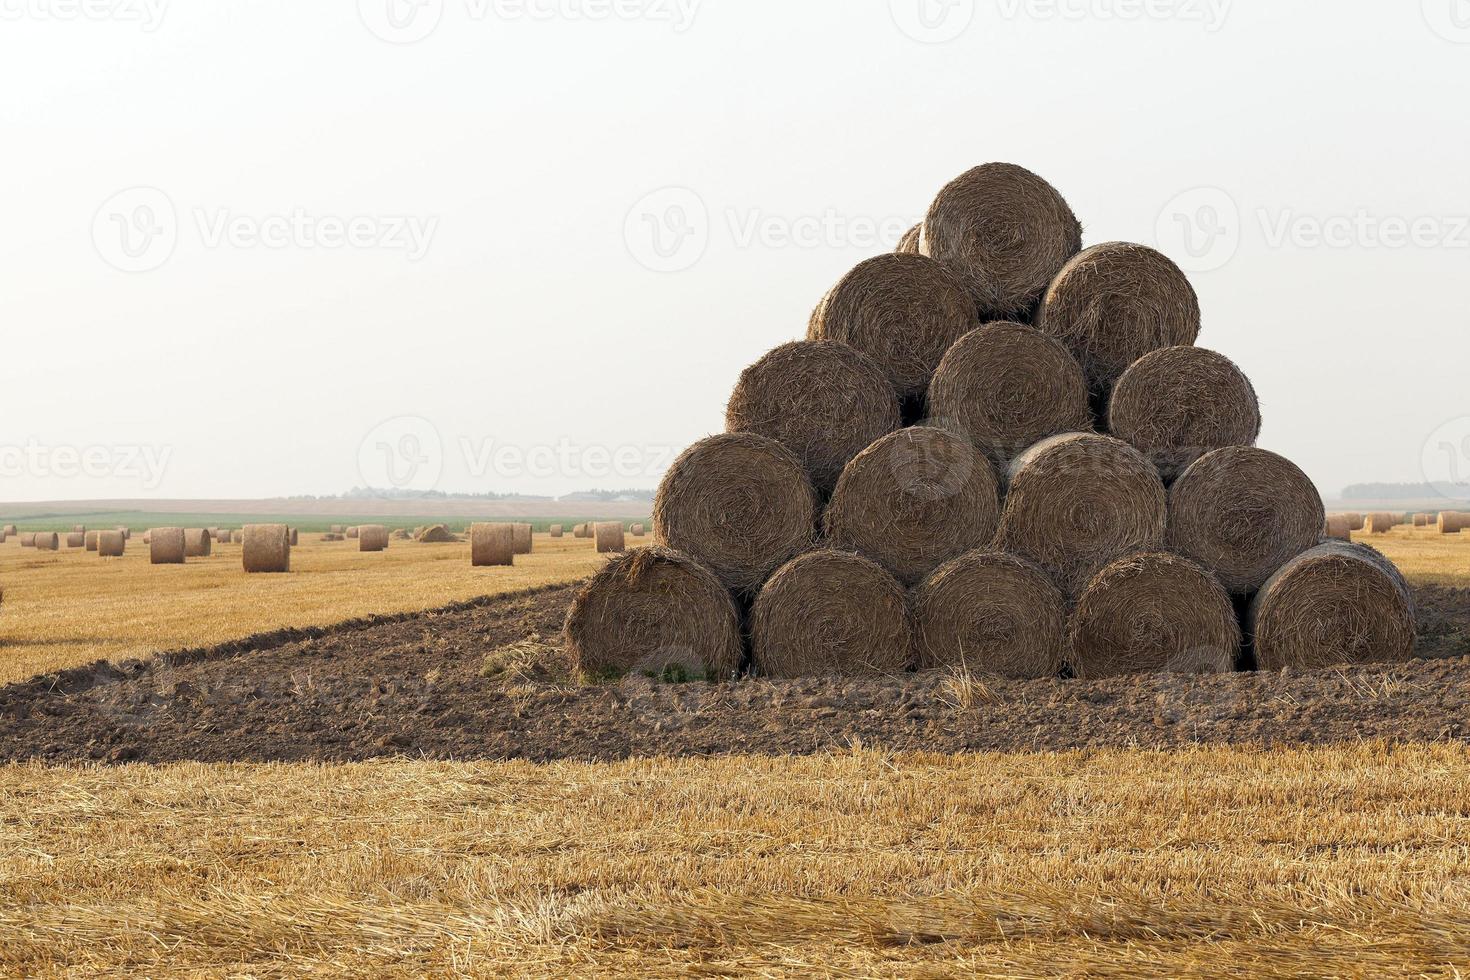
left=19, top=532, right=36, bottom=547
left=920, top=162, right=1082, bottom=320
left=1069, top=552, right=1239, bottom=679
left=392, top=528, right=412, bottom=540
left=926, top=322, right=1091, bottom=469
left=823, top=426, right=1000, bottom=587
left=72, top=524, right=86, bottom=533
left=1166, top=447, right=1325, bottom=594
left=1324, top=515, right=1353, bottom=541
left=1344, top=512, right=1365, bottom=531
left=117, top=526, right=131, bottom=540
left=149, top=527, right=186, bottom=565
left=1107, top=346, right=1261, bottom=482
left=993, top=433, right=1166, bottom=597
left=289, top=528, right=299, bottom=545
left=1413, top=513, right=1430, bottom=527
left=751, top=550, right=913, bottom=678
left=142, top=532, right=151, bottom=544
left=726, top=340, right=901, bottom=495
left=1437, top=512, right=1470, bottom=534
left=653, top=432, right=816, bottom=595
left=895, top=222, right=921, bottom=254
left=912, top=550, right=1065, bottom=678
left=232, top=530, right=245, bottom=544
left=85, top=530, right=100, bottom=552
left=346, top=526, right=359, bottom=539
left=330, top=524, right=345, bottom=534
left=1250, top=541, right=1415, bottom=670
left=242, top=524, right=291, bottom=573
left=549, top=524, right=564, bottom=538
left=572, top=523, right=588, bottom=538
left=184, top=529, right=212, bottom=558
left=63, top=532, right=84, bottom=548
left=807, top=253, right=975, bottom=403
left=321, top=533, right=343, bottom=542
left=512, top=523, right=533, bottom=555
left=96, top=530, right=125, bottom=557
left=566, top=546, right=743, bottom=681
left=594, top=521, right=626, bottom=553
left=357, top=524, right=389, bottom=551
left=1037, top=242, right=1201, bottom=394
left=416, top=524, right=455, bottom=543
left=630, top=523, right=645, bottom=537
left=470, top=522, right=514, bottom=566
left=2, top=524, right=15, bottom=536
left=1365, top=512, right=1398, bottom=534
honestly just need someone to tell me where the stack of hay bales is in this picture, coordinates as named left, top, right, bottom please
left=564, top=162, right=1416, bottom=681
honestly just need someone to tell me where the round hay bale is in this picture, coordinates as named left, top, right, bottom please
left=1250, top=541, right=1415, bottom=670
left=289, top=528, right=299, bottom=546
left=512, top=523, right=533, bottom=555
left=630, top=523, right=645, bottom=537
left=1413, top=513, right=1430, bottom=527
left=1166, top=447, right=1325, bottom=594
left=142, top=532, right=151, bottom=544
left=330, top=524, right=345, bottom=534
left=750, top=549, right=913, bottom=678
left=19, top=532, right=36, bottom=547
left=993, top=433, right=1166, bottom=597
left=925, top=322, right=1091, bottom=469
left=594, top=521, right=626, bottom=553
left=653, top=432, right=816, bottom=595
left=919, top=162, right=1081, bottom=320
left=549, top=524, right=564, bottom=538
left=1437, top=512, right=1470, bottom=534
left=320, top=533, right=343, bottom=542
left=84, top=530, right=100, bottom=552
left=149, top=527, right=185, bottom=564
left=1069, top=552, right=1239, bottom=679
left=806, top=253, right=974, bottom=403
left=823, top=426, right=1000, bottom=587
left=1344, top=512, right=1365, bottom=531
left=2, top=524, right=15, bottom=536
left=242, top=524, right=290, bottom=573
left=232, top=530, right=245, bottom=544
left=1107, top=346, right=1261, bottom=482
left=572, top=523, right=588, bottom=538
left=392, top=528, right=412, bottom=540
left=72, top=524, right=86, bottom=533
left=1037, top=242, right=1201, bottom=393
left=912, top=550, right=1065, bottom=677
left=417, top=524, right=455, bottom=543
left=358, top=524, right=389, bottom=552
left=184, top=528, right=212, bottom=558
left=470, top=522, right=514, bottom=566
left=345, top=526, right=359, bottom=539
left=895, top=222, right=921, bottom=254
left=726, top=340, right=901, bottom=495
left=117, top=526, right=131, bottom=540
left=64, top=532, right=85, bottom=548
left=1324, top=515, right=1353, bottom=541
left=96, top=530, right=125, bottom=557
left=565, top=546, right=743, bottom=681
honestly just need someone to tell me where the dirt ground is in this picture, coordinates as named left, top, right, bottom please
left=2, top=583, right=1468, bottom=764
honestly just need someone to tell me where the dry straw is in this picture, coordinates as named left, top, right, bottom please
left=330, top=524, right=345, bottom=534
left=149, top=527, right=186, bottom=565
left=232, top=530, right=245, bottom=544
left=1249, top=541, right=1415, bottom=670
left=1107, top=346, right=1261, bottom=482
left=19, top=532, right=36, bottom=547
left=346, top=527, right=360, bottom=539
left=184, top=529, right=212, bottom=558
left=2, top=524, right=15, bottom=535
left=1437, top=512, right=1470, bottom=534
left=84, top=531, right=100, bottom=552
left=895, top=222, right=921, bottom=254
left=1413, top=513, right=1430, bottom=527
left=594, top=521, right=626, bottom=553
left=1068, top=552, right=1239, bottom=679
left=470, top=522, right=514, bottom=566
left=242, top=524, right=291, bottom=573
left=96, top=530, right=125, bottom=557
left=912, top=550, right=1066, bottom=677
left=807, top=253, right=975, bottom=403
left=64, top=532, right=85, bottom=548
left=993, top=433, right=1166, bottom=597
left=573, top=523, right=589, bottom=538
left=512, top=523, right=533, bottom=555
left=920, top=162, right=1082, bottom=319
left=1166, top=447, right=1325, bottom=594
left=116, top=525, right=131, bottom=539
left=1343, top=512, right=1364, bottom=531
left=416, top=524, right=456, bottom=542
left=565, top=546, right=743, bottom=681
left=357, top=525, right=389, bottom=552
left=823, top=426, right=1000, bottom=587
left=289, top=528, right=299, bottom=546
left=549, top=524, right=564, bottom=538
left=1324, top=515, right=1353, bottom=541
left=653, top=432, right=816, bottom=595
left=750, top=549, right=913, bottom=678
left=630, top=523, right=645, bottom=536
left=72, top=524, right=86, bottom=533
left=1363, top=512, right=1398, bottom=534
left=33, top=532, right=59, bottom=550
left=726, top=340, right=901, bottom=495
left=1037, top=242, right=1201, bottom=393
left=926, top=322, right=1092, bottom=470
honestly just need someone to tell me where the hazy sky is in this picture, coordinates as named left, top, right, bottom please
left=2, top=1, right=1468, bottom=501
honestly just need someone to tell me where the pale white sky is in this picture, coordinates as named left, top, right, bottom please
left=1, top=0, right=1467, bottom=500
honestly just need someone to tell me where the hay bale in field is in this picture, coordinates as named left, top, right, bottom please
left=357, top=524, right=389, bottom=552
left=1166, top=447, right=1325, bottom=594
left=84, top=530, right=100, bottom=552
left=72, top=524, right=86, bottom=533
left=1324, top=515, right=1353, bottom=541
left=142, top=532, right=151, bottom=544
left=1365, top=512, right=1398, bottom=534
left=750, top=550, right=913, bottom=678
left=117, top=526, right=131, bottom=540
left=1249, top=541, right=1415, bottom=670
left=320, top=533, right=343, bottom=542
left=1436, top=512, right=1470, bottom=534
left=1413, top=513, right=1430, bottom=527
left=232, top=530, right=245, bottom=544
left=594, top=521, right=625, bottom=553
left=572, top=523, right=588, bottom=538
left=1037, top=242, right=1201, bottom=394
left=416, top=524, right=455, bottom=543
left=807, top=253, right=975, bottom=404
left=242, top=524, right=291, bottom=573
left=895, top=222, right=921, bottom=254
left=726, top=340, right=901, bottom=495
left=549, top=524, right=564, bottom=538
left=470, top=522, right=514, bottom=566
left=19, top=532, right=36, bottom=547
left=1107, top=346, right=1261, bottom=482
left=920, top=162, right=1081, bottom=320
left=345, top=526, right=359, bottom=539
left=184, top=528, right=212, bottom=558
left=912, top=551, right=1065, bottom=678
left=653, top=432, right=816, bottom=595
left=64, top=532, right=84, bottom=548
left=566, top=546, right=743, bottom=681
left=630, top=523, right=645, bottom=537
left=289, top=528, right=299, bottom=545
left=96, top=530, right=125, bottom=557
left=823, top=426, right=1000, bottom=587
left=1069, top=552, right=1239, bottom=679
left=925, top=322, right=1091, bottom=469
left=512, top=523, right=533, bottom=555
left=1344, top=512, right=1364, bottom=531
left=330, top=524, right=345, bottom=534
left=2, top=524, right=15, bottom=536
left=993, top=433, right=1166, bottom=597
left=149, top=527, right=186, bottom=565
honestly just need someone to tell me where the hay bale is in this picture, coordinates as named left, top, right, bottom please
left=117, top=526, right=131, bottom=540
left=572, top=523, right=588, bottom=538
left=1107, top=346, right=1261, bottom=482
left=72, top=524, right=86, bottom=533
left=149, top=527, right=186, bottom=564
left=565, top=546, right=743, bottom=681
left=750, top=550, right=913, bottom=678
left=142, top=532, right=151, bottom=544
left=330, top=524, right=345, bottom=534
left=470, top=522, right=514, bottom=566
left=895, top=222, right=921, bottom=254
left=1069, top=552, right=1239, bottom=679
left=807, top=253, right=975, bottom=403
left=289, top=528, right=299, bottom=545
left=2, top=524, right=15, bottom=536
left=357, top=524, right=389, bottom=552
left=1364, top=512, right=1398, bottom=534
left=184, top=528, right=212, bottom=558
left=993, top=433, right=1166, bottom=597
left=726, top=340, right=901, bottom=495
left=1324, top=515, right=1353, bottom=541
left=242, top=524, right=290, bottom=573
left=345, top=526, right=360, bottom=539
left=321, top=533, right=343, bottom=542
left=512, top=523, right=533, bottom=555
left=232, top=530, right=244, bottom=544
left=19, top=532, right=36, bottom=547
left=1037, top=242, right=1201, bottom=394
left=1166, top=447, right=1324, bottom=594
left=630, top=523, right=645, bottom=537
left=1413, top=513, right=1431, bottom=527
left=823, top=426, right=1000, bottom=587
left=417, top=524, right=455, bottom=543
left=925, top=322, right=1091, bottom=469
left=1249, top=541, right=1415, bottom=670
left=64, top=532, right=85, bottom=548
left=920, top=162, right=1081, bottom=320
left=549, top=524, right=564, bottom=538
left=1437, top=512, right=1470, bottom=534
left=912, top=551, right=1065, bottom=677
left=653, top=432, right=816, bottom=595
left=593, top=521, right=625, bottom=553
left=84, top=530, right=100, bottom=552
left=96, top=530, right=125, bottom=557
